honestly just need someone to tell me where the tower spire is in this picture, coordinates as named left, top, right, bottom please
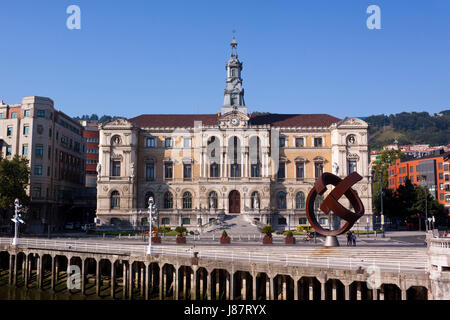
left=221, top=33, right=247, bottom=115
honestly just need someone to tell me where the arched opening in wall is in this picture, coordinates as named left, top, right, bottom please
left=177, top=266, right=194, bottom=300
left=97, top=259, right=112, bottom=298
left=148, top=262, right=160, bottom=299
left=233, top=271, right=252, bottom=300
left=251, top=191, right=260, bottom=210
left=110, top=218, right=121, bottom=226
left=380, top=283, right=401, bottom=300
left=54, top=255, right=69, bottom=292
left=274, top=274, right=294, bottom=300
left=41, top=254, right=53, bottom=290
left=68, top=256, right=83, bottom=293
left=163, top=191, right=173, bottom=209
left=296, top=191, right=306, bottom=210
left=350, top=281, right=372, bottom=300
left=0, top=251, right=10, bottom=285
left=84, top=258, right=98, bottom=292
left=407, top=286, right=428, bottom=300
left=207, top=136, right=220, bottom=177
left=210, top=269, right=230, bottom=300
left=255, top=272, right=268, bottom=300
left=182, top=192, right=193, bottom=210
left=162, top=264, right=176, bottom=299
left=228, top=136, right=241, bottom=178
left=325, top=279, right=345, bottom=300
left=228, top=190, right=241, bottom=214
left=298, top=277, right=321, bottom=300
left=196, top=267, right=208, bottom=300
left=15, top=252, right=26, bottom=287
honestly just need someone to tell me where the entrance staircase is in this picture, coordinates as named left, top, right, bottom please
left=199, top=214, right=261, bottom=236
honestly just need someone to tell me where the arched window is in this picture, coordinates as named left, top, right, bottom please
left=249, top=136, right=262, bottom=178
left=208, top=191, right=218, bottom=209
left=182, top=192, right=192, bottom=210
left=314, top=195, right=324, bottom=212
left=111, top=191, right=120, bottom=209
left=251, top=191, right=260, bottom=209
left=277, top=191, right=287, bottom=210
left=228, top=136, right=241, bottom=178
left=164, top=192, right=173, bottom=209
left=296, top=192, right=305, bottom=209
left=145, top=192, right=155, bottom=208
left=207, top=136, right=220, bottom=178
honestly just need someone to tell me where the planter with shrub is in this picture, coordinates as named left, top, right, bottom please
left=284, top=231, right=296, bottom=244
left=175, top=226, right=187, bottom=244
left=261, top=225, right=274, bottom=244
left=220, top=230, right=231, bottom=244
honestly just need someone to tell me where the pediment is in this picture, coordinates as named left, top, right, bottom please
left=218, top=110, right=249, bottom=128
left=100, top=117, right=135, bottom=129
left=336, top=117, right=368, bottom=128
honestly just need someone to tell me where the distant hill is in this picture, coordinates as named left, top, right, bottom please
left=365, top=110, right=450, bottom=150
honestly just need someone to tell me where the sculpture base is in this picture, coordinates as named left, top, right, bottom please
left=324, top=236, right=339, bottom=247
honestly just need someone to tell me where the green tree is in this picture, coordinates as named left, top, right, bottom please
left=0, top=155, right=30, bottom=212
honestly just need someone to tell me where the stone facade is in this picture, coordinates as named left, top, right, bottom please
left=0, top=96, right=86, bottom=232
left=95, top=40, right=372, bottom=231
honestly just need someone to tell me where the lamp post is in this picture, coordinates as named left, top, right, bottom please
left=11, top=199, right=25, bottom=246
left=147, top=197, right=157, bottom=255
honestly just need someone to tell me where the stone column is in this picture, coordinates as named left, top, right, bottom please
left=320, top=280, right=326, bottom=300
left=242, top=274, right=247, bottom=300
left=192, top=267, right=197, bottom=300
left=401, top=289, right=407, bottom=300
left=252, top=273, right=257, bottom=300
left=13, top=254, right=18, bottom=286
left=266, top=277, right=270, bottom=300
left=144, top=264, right=149, bottom=300
left=207, top=270, right=211, bottom=300
left=159, top=266, right=164, bottom=300
left=215, top=271, right=220, bottom=300
left=110, top=261, right=115, bottom=299
left=183, top=269, right=188, bottom=300
left=96, top=259, right=101, bottom=296
left=344, top=283, right=350, bottom=300
left=24, top=254, right=29, bottom=287
left=230, top=272, right=234, bottom=300
left=283, top=277, right=287, bottom=300
left=37, top=255, right=42, bottom=289
left=81, top=259, right=86, bottom=296
left=55, top=256, right=59, bottom=281
left=128, top=262, right=133, bottom=300
left=173, top=266, right=178, bottom=300
left=9, top=254, right=14, bottom=286
left=122, top=262, right=127, bottom=300
left=372, top=288, right=378, bottom=301
left=294, top=278, right=299, bottom=300
left=140, top=266, right=145, bottom=297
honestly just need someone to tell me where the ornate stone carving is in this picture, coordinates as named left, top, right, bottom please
left=103, top=186, right=109, bottom=192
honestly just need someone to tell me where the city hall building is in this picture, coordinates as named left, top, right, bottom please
left=96, top=39, right=373, bottom=231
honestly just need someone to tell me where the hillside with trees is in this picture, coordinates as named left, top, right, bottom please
left=365, top=110, right=450, bottom=150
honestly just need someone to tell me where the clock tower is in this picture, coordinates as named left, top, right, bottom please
left=221, top=36, right=248, bottom=116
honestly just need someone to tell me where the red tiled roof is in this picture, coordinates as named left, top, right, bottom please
left=129, top=113, right=341, bottom=128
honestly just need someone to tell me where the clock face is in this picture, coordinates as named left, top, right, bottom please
left=231, top=118, right=239, bottom=126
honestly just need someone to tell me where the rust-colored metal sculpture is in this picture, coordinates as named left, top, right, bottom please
left=305, top=172, right=365, bottom=237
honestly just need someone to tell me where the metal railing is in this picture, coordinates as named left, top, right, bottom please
left=0, top=237, right=427, bottom=274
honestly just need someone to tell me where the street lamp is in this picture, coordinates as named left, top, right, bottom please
left=146, top=197, right=157, bottom=255
left=11, top=199, right=25, bottom=246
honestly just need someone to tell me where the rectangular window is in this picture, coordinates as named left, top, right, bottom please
left=165, top=138, right=172, bottom=148
left=164, top=162, right=173, bottom=179
left=296, top=162, right=304, bottom=179
left=48, top=147, right=51, bottom=159
left=183, top=138, right=191, bottom=148
left=230, top=163, right=241, bottom=178
left=277, top=162, right=285, bottom=179
left=410, top=166, right=414, bottom=173
left=210, top=163, right=219, bottom=178
left=279, top=137, right=286, bottom=147
left=183, top=163, right=192, bottom=179
left=6, top=127, right=13, bottom=136
left=146, top=137, right=156, bottom=147
left=34, top=165, right=42, bottom=175
left=11, top=112, right=17, bottom=119
left=445, top=175, right=449, bottom=182
left=146, top=163, right=155, bottom=180
left=440, top=183, right=444, bottom=190
left=37, top=110, right=45, bottom=118
left=6, top=146, right=12, bottom=156
left=24, top=110, right=30, bottom=117
left=49, top=128, right=52, bottom=138
left=22, top=145, right=28, bottom=155
left=251, top=164, right=260, bottom=178
left=416, top=176, right=420, bottom=182
left=439, top=163, right=443, bottom=170
left=295, top=137, right=304, bottom=147
left=182, top=218, right=191, bottom=225
left=314, top=137, right=323, bottom=147
left=315, top=162, right=323, bottom=178
left=445, top=164, right=449, bottom=171
left=111, top=161, right=121, bottom=176
left=162, top=218, right=170, bottom=225
left=47, top=166, right=51, bottom=176
left=35, top=145, right=44, bottom=157
left=439, top=173, right=443, bottom=180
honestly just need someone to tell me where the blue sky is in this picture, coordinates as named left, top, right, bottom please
left=1, top=0, right=449, bottom=119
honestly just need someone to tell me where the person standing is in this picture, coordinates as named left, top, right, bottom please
left=347, top=231, right=352, bottom=246
left=352, top=233, right=356, bottom=246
